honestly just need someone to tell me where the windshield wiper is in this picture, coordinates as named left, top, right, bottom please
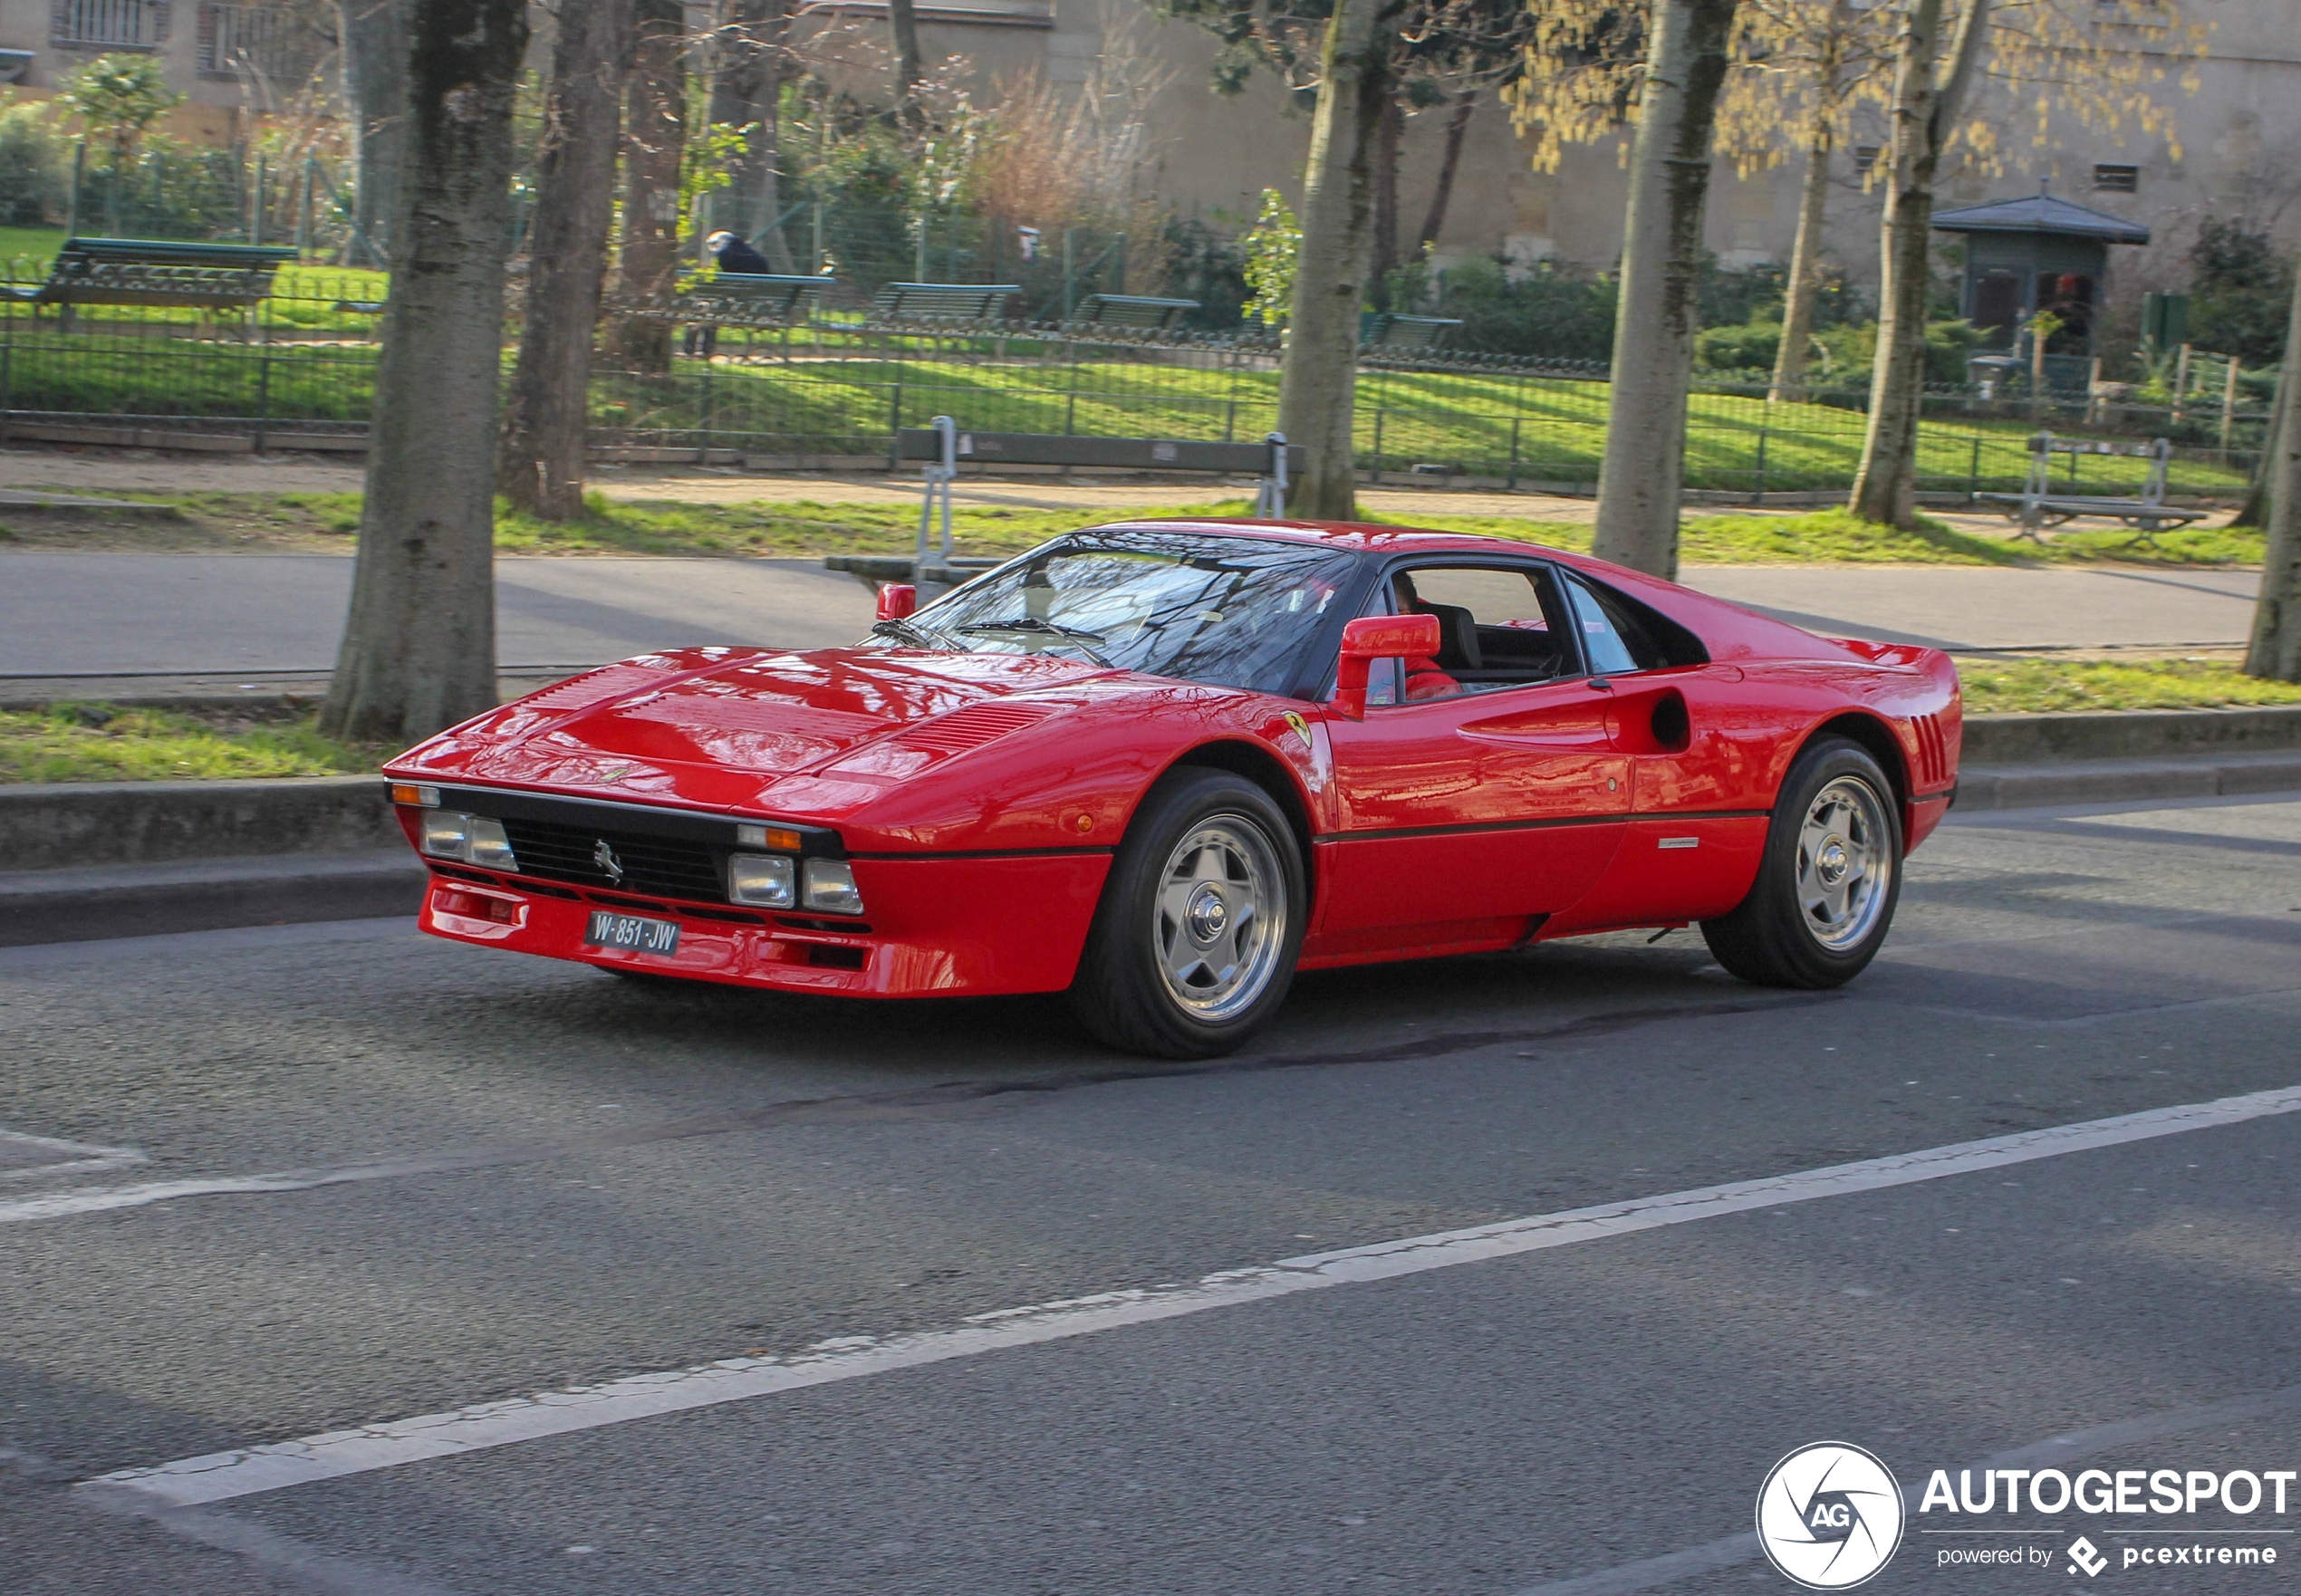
left=871, top=617, right=945, bottom=647
left=954, top=617, right=1112, bottom=664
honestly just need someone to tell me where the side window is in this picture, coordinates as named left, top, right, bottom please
left=1376, top=564, right=1579, bottom=704
left=1561, top=571, right=1705, bottom=674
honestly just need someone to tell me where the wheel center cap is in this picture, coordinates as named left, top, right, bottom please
left=1186, top=884, right=1228, bottom=942
left=1817, top=839, right=1851, bottom=886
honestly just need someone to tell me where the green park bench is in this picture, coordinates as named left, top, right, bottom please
left=1364, top=313, right=1463, bottom=351
left=676, top=272, right=836, bottom=330
left=5, top=238, right=300, bottom=328
left=1067, top=293, right=1200, bottom=332
left=1976, top=431, right=2208, bottom=545
left=866, top=283, right=1020, bottom=327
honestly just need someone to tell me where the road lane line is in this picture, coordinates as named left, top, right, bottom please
left=0, top=1128, right=144, bottom=1182
left=85, top=1080, right=2301, bottom=1510
left=1502, top=1383, right=2301, bottom=1596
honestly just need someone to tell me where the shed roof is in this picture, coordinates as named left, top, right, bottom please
left=1930, top=191, right=2151, bottom=245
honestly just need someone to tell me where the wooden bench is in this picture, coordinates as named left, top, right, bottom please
left=676, top=273, right=835, bottom=330
left=1067, top=293, right=1200, bottom=332
left=5, top=238, right=300, bottom=325
left=1364, top=313, right=1463, bottom=351
left=1977, top=431, right=2208, bottom=543
left=867, top=283, right=1019, bottom=327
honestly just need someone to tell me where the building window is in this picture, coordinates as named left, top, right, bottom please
left=52, top=0, right=172, bottom=50
left=2093, top=164, right=2139, bottom=193
left=198, top=3, right=327, bottom=83
left=1853, top=146, right=1882, bottom=176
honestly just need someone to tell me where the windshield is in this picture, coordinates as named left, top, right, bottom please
left=887, top=531, right=1357, bottom=696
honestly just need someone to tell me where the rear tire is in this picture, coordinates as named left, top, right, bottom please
left=1070, top=768, right=1305, bottom=1059
left=1700, top=737, right=1901, bottom=988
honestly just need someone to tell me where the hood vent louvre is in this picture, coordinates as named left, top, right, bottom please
left=521, top=663, right=679, bottom=714
left=886, top=702, right=1058, bottom=755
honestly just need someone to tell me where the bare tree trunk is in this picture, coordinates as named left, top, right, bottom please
left=323, top=0, right=528, bottom=745
left=1415, top=90, right=1475, bottom=256
left=1767, top=120, right=1833, bottom=404
left=1371, top=95, right=1402, bottom=289
left=1276, top=0, right=1404, bottom=520
left=711, top=0, right=795, bottom=270
left=336, top=0, right=410, bottom=267
left=1590, top=0, right=1740, bottom=580
left=499, top=0, right=631, bottom=520
left=1847, top=0, right=1989, bottom=527
left=2244, top=265, right=2301, bottom=680
left=888, top=0, right=923, bottom=116
left=2232, top=369, right=2282, bottom=528
left=610, top=0, right=688, bottom=374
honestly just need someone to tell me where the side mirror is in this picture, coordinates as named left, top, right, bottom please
left=876, top=582, right=918, bottom=622
left=1333, top=612, right=1441, bottom=719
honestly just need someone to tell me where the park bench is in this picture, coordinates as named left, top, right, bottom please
left=1066, top=293, right=1200, bottom=332
left=824, top=418, right=1304, bottom=598
left=1364, top=313, right=1463, bottom=351
left=1976, top=431, right=2208, bottom=543
left=5, top=238, right=299, bottom=328
left=676, top=272, right=835, bottom=330
left=866, top=283, right=1020, bottom=327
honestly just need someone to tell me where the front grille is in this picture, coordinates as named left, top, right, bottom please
left=497, top=817, right=726, bottom=904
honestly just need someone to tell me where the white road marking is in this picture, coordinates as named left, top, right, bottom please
left=86, top=1081, right=2301, bottom=1511
left=1501, top=1383, right=2301, bottom=1596
left=0, top=1128, right=144, bottom=1183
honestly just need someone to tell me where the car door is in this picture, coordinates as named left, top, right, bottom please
left=1311, top=561, right=1631, bottom=955
left=1540, top=569, right=1775, bottom=933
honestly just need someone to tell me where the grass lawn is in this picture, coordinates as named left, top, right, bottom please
left=0, top=225, right=66, bottom=265
left=0, top=325, right=2258, bottom=500
left=0, top=703, right=383, bottom=784
left=1957, top=657, right=2301, bottom=715
left=0, top=489, right=2265, bottom=569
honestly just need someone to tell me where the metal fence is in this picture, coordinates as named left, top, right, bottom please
left=0, top=264, right=2268, bottom=503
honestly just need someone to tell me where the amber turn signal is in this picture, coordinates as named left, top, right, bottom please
left=390, top=783, right=440, bottom=807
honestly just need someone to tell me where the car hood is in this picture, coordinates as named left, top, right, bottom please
left=439, top=646, right=1131, bottom=796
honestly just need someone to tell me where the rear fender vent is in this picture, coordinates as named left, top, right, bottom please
left=1911, top=714, right=1950, bottom=788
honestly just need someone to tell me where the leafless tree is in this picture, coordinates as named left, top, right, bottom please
left=711, top=0, right=798, bottom=270
left=609, top=0, right=688, bottom=373
left=323, top=0, right=528, bottom=743
left=499, top=0, right=632, bottom=519
left=2247, top=264, right=2301, bottom=680
left=335, top=0, right=409, bottom=266
left=1590, top=0, right=1741, bottom=579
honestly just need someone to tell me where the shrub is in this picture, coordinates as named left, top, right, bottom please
left=0, top=96, right=68, bottom=227
left=1429, top=255, right=1617, bottom=364
left=2188, top=218, right=2292, bottom=369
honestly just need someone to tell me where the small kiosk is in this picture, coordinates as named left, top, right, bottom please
left=1930, top=188, right=2150, bottom=359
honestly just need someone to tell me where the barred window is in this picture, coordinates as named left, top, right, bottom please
left=198, top=3, right=327, bottom=82
left=52, top=0, right=172, bottom=49
left=2093, top=163, right=2139, bottom=193
left=1853, top=146, right=1882, bottom=176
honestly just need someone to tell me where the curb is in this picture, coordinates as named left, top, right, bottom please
left=1963, top=706, right=2301, bottom=764
left=0, top=775, right=400, bottom=872
left=1951, top=751, right=2301, bottom=812
left=0, top=851, right=424, bottom=947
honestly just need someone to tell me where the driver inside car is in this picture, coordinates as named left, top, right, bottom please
left=1389, top=572, right=1463, bottom=701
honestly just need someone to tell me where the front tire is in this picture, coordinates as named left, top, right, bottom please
left=1071, top=769, right=1305, bottom=1059
left=1700, top=737, right=1902, bottom=988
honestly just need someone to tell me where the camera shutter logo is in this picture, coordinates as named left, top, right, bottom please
left=1756, top=1443, right=1904, bottom=1590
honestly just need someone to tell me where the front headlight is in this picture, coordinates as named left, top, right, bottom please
left=727, top=853, right=795, bottom=908
left=420, top=812, right=516, bottom=870
left=421, top=811, right=472, bottom=858
left=802, top=858, right=865, bottom=915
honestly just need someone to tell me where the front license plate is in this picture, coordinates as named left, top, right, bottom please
left=583, top=909, right=680, bottom=957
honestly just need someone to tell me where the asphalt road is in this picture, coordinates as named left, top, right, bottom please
left=0, top=552, right=2263, bottom=681
left=3, top=792, right=2298, bottom=1595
